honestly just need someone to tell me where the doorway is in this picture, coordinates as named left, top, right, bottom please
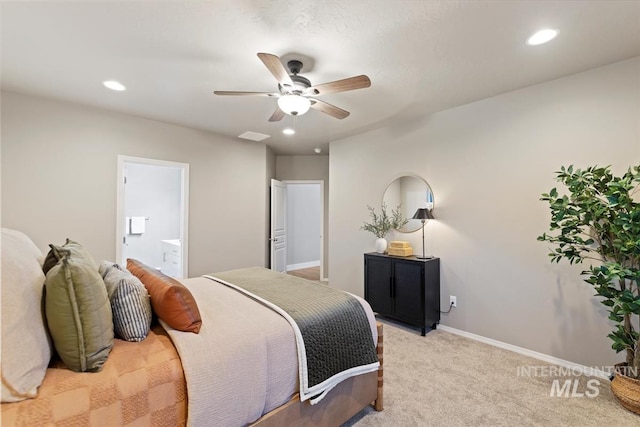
left=116, top=156, right=189, bottom=278
left=284, top=180, right=324, bottom=282
left=269, top=179, right=325, bottom=281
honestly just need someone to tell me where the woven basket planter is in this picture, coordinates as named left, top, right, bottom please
left=611, top=363, right=640, bottom=415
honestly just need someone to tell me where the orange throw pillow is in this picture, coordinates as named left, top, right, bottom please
left=126, top=259, right=202, bottom=333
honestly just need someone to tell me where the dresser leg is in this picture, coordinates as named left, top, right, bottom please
left=421, top=327, right=426, bottom=336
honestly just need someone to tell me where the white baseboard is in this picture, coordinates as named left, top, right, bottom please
left=437, top=325, right=611, bottom=380
left=287, top=260, right=320, bottom=271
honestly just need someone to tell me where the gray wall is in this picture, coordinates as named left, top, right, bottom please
left=276, top=155, right=329, bottom=279
left=123, top=163, right=182, bottom=269
left=1, top=91, right=268, bottom=276
left=329, top=57, right=640, bottom=368
left=286, top=183, right=321, bottom=268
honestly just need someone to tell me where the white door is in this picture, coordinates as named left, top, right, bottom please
left=270, top=179, right=287, bottom=272
left=116, top=156, right=189, bottom=278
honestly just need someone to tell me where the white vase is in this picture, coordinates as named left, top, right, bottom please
left=375, top=237, right=388, bottom=254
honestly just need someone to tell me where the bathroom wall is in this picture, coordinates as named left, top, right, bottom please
left=123, top=162, right=182, bottom=269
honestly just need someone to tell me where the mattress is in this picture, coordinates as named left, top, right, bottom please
left=2, top=273, right=378, bottom=427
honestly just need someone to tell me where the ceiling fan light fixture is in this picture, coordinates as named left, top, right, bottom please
left=277, top=95, right=311, bottom=116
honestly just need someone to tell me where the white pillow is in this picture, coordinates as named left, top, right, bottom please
left=1, top=228, right=52, bottom=402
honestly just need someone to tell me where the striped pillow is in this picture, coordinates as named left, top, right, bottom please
left=99, top=262, right=152, bottom=342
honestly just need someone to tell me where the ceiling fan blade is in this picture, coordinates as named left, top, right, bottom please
left=309, top=75, right=371, bottom=95
left=268, top=108, right=285, bottom=122
left=310, top=99, right=350, bottom=119
left=257, top=53, right=294, bottom=88
left=213, top=91, right=277, bottom=97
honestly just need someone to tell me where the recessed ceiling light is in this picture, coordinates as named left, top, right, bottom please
left=314, top=148, right=321, bottom=154
left=283, top=128, right=295, bottom=135
left=526, top=29, right=558, bottom=46
left=103, top=80, right=126, bottom=91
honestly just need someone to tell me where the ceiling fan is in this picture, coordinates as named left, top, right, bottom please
left=214, top=53, right=371, bottom=122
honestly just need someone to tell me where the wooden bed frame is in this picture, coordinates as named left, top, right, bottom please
left=251, top=322, right=384, bottom=426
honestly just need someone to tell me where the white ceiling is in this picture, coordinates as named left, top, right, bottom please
left=2, top=1, right=639, bottom=155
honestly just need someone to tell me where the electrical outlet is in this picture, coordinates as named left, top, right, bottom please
left=450, top=295, right=457, bottom=308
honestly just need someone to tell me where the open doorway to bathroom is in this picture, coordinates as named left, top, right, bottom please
left=116, top=156, right=189, bottom=278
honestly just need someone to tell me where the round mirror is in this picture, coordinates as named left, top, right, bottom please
left=383, top=175, right=434, bottom=233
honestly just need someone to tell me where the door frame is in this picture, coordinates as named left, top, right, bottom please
left=283, top=180, right=325, bottom=282
left=116, top=155, right=190, bottom=276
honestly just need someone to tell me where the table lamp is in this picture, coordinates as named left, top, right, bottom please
left=412, top=208, right=434, bottom=259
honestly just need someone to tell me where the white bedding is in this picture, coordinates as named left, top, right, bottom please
left=161, top=276, right=377, bottom=427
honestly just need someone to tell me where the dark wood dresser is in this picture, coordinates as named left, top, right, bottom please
left=364, top=252, right=440, bottom=336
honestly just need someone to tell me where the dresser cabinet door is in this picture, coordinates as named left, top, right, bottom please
left=393, top=260, right=424, bottom=325
left=364, top=256, right=393, bottom=316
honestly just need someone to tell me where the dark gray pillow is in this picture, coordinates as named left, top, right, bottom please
left=99, top=262, right=152, bottom=342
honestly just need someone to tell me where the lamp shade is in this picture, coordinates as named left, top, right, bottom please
left=412, top=208, right=434, bottom=220
left=277, top=95, right=311, bottom=116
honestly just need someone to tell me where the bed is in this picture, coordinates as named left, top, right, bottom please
left=0, top=228, right=383, bottom=426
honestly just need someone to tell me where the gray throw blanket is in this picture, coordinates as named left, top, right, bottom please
left=204, top=267, right=379, bottom=403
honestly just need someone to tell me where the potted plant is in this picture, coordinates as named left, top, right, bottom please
left=538, top=164, right=640, bottom=414
left=361, top=202, right=408, bottom=253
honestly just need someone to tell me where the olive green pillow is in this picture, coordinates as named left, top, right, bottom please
left=45, top=248, right=113, bottom=372
left=43, top=238, right=97, bottom=275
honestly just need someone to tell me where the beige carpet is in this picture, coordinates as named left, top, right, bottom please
left=344, top=319, right=639, bottom=426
